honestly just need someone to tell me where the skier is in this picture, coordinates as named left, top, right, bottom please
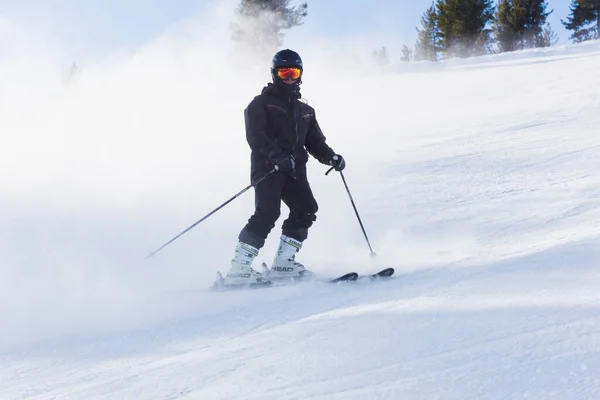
left=222, top=49, right=346, bottom=286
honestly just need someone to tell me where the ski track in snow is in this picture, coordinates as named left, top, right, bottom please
left=2, top=35, right=600, bottom=400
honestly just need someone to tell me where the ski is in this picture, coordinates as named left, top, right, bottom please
left=210, top=267, right=393, bottom=292
left=210, top=270, right=359, bottom=292
left=210, top=273, right=273, bottom=292
left=327, top=272, right=359, bottom=283
left=359, top=267, right=395, bottom=280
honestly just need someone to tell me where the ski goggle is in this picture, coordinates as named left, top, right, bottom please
left=277, top=67, right=302, bottom=80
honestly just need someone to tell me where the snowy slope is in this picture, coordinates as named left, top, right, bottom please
left=2, top=22, right=600, bottom=400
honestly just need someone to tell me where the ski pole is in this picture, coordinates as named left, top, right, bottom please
left=146, top=169, right=276, bottom=259
left=326, top=166, right=376, bottom=258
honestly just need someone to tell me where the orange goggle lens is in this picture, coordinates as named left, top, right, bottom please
left=277, top=67, right=301, bottom=80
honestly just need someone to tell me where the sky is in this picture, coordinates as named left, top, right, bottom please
left=0, top=0, right=576, bottom=64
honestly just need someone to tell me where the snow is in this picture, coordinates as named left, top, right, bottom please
left=2, top=14, right=600, bottom=400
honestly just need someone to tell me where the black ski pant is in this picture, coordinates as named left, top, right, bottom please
left=238, top=170, right=318, bottom=249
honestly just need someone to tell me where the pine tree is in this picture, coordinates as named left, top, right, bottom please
left=436, top=0, right=495, bottom=57
left=415, top=3, right=441, bottom=61
left=562, top=0, right=600, bottom=42
left=400, top=45, right=414, bottom=62
left=64, top=62, right=80, bottom=85
left=493, top=0, right=552, bottom=52
left=372, top=47, right=390, bottom=66
left=539, top=22, right=559, bottom=47
left=522, top=0, right=553, bottom=48
left=232, top=0, right=308, bottom=55
left=493, top=0, right=523, bottom=52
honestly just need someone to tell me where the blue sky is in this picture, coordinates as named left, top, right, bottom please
left=1, top=0, right=575, bottom=60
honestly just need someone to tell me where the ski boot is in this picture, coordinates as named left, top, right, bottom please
left=264, top=235, right=314, bottom=281
left=216, top=241, right=271, bottom=289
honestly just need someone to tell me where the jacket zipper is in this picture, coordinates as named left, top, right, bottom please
left=290, top=97, right=299, bottom=157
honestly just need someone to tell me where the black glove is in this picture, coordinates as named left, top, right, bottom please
left=330, top=154, right=346, bottom=171
left=270, top=152, right=295, bottom=174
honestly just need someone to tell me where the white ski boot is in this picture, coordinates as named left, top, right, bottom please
left=265, top=235, right=314, bottom=280
left=220, top=241, right=271, bottom=287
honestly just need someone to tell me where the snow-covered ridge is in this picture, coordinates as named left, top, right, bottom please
left=1, top=39, right=599, bottom=399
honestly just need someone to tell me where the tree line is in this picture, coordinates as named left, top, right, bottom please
left=412, top=0, right=600, bottom=61
left=232, top=1, right=600, bottom=62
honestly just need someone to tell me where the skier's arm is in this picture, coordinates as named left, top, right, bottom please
left=244, top=98, right=280, bottom=158
left=305, top=112, right=336, bottom=164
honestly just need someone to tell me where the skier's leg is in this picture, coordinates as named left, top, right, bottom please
left=224, top=173, right=286, bottom=285
left=269, top=172, right=318, bottom=278
left=281, top=175, right=318, bottom=242
left=239, top=172, right=286, bottom=246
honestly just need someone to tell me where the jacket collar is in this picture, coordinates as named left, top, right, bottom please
left=262, top=82, right=302, bottom=100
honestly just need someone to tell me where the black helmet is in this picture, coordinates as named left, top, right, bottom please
left=271, top=49, right=303, bottom=82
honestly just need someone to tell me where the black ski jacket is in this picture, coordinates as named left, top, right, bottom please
left=244, top=83, right=336, bottom=182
